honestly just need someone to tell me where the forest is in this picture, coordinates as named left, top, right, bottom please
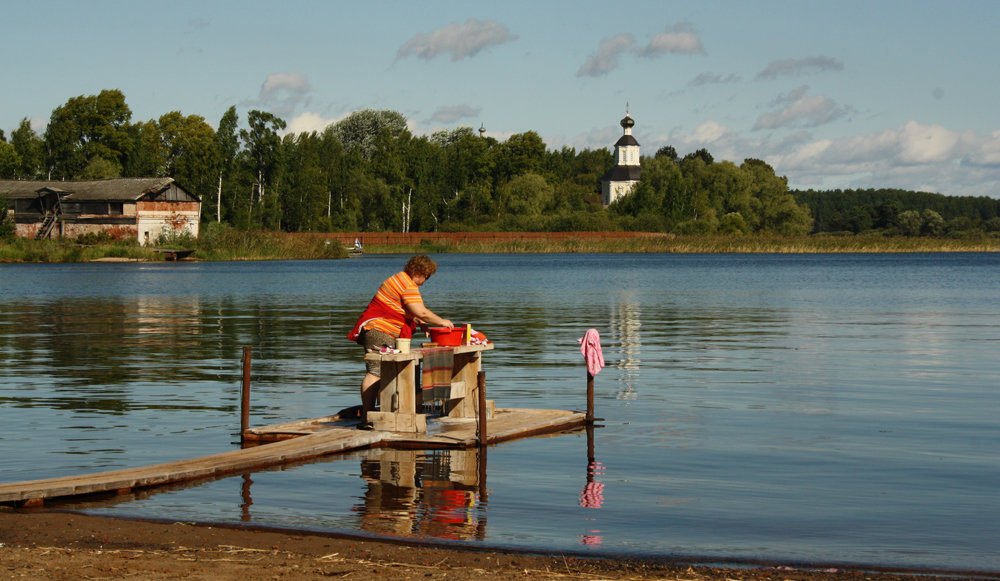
left=2, top=89, right=998, bottom=238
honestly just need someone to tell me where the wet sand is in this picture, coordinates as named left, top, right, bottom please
left=1, top=510, right=987, bottom=581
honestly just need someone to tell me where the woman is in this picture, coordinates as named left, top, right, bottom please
left=347, top=255, right=453, bottom=429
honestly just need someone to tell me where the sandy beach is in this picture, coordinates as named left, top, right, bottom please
left=2, top=510, right=986, bottom=581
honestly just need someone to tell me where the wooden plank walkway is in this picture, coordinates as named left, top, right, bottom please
left=0, top=429, right=383, bottom=506
left=0, top=408, right=585, bottom=507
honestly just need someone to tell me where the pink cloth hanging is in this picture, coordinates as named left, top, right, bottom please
left=578, top=328, right=605, bottom=377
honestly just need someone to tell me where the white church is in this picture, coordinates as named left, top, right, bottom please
left=601, top=107, right=641, bottom=206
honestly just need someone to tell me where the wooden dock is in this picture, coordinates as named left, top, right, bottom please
left=0, top=408, right=585, bottom=507
left=243, top=407, right=586, bottom=447
left=0, top=342, right=591, bottom=507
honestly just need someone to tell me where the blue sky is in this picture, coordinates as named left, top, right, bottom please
left=4, top=0, right=999, bottom=197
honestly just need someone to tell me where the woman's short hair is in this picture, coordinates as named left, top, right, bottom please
left=404, top=255, right=438, bottom=278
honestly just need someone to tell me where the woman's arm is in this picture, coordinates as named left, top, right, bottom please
left=405, top=302, right=453, bottom=329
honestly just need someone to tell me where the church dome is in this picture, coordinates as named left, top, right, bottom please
left=620, top=114, right=634, bottom=129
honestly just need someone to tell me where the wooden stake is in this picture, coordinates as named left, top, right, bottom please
left=240, top=346, right=252, bottom=446
left=586, top=371, right=595, bottom=423
left=478, top=443, right=488, bottom=503
left=477, top=370, right=487, bottom=446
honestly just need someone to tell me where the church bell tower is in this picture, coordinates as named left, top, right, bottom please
left=601, top=105, right=641, bottom=205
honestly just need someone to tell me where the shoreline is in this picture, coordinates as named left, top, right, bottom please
left=3, top=232, right=999, bottom=263
left=1, top=511, right=994, bottom=580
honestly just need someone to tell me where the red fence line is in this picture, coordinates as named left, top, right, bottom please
left=301, top=231, right=666, bottom=246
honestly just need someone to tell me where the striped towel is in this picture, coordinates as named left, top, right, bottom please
left=421, top=349, right=453, bottom=393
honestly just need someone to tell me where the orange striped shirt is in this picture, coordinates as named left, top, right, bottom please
left=362, top=271, right=422, bottom=337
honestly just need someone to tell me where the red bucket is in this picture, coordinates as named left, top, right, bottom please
left=428, top=327, right=465, bottom=346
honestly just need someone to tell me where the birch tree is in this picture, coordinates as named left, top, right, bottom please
left=214, top=106, right=239, bottom=222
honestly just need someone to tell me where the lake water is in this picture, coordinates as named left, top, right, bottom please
left=1, top=253, right=998, bottom=573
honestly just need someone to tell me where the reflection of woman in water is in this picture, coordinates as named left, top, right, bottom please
left=354, top=449, right=484, bottom=540
left=347, top=255, right=453, bottom=429
left=357, top=455, right=418, bottom=535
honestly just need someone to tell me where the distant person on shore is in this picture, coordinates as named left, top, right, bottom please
left=347, top=255, right=453, bottom=430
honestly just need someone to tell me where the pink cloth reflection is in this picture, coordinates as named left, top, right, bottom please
left=577, top=328, right=605, bottom=377
left=579, top=481, right=605, bottom=509
left=579, top=460, right=605, bottom=509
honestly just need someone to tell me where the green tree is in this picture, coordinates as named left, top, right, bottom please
left=677, top=155, right=716, bottom=230
left=78, top=156, right=121, bottom=179
left=280, top=132, right=329, bottom=232
left=684, top=148, right=714, bottom=164
left=328, top=109, right=408, bottom=160
left=496, top=131, right=546, bottom=180
left=0, top=141, right=19, bottom=179
left=158, top=111, right=218, bottom=200
left=121, top=120, right=166, bottom=178
left=898, top=210, right=922, bottom=236
left=11, top=119, right=44, bottom=179
left=719, top=212, right=750, bottom=234
left=347, top=170, right=396, bottom=231
left=921, top=209, right=945, bottom=236
left=400, top=135, right=448, bottom=231
left=318, top=128, right=348, bottom=226
left=741, top=158, right=811, bottom=234
left=240, top=110, right=286, bottom=228
left=846, top=205, right=874, bottom=233
left=655, top=145, right=678, bottom=161
left=438, top=129, right=495, bottom=222
left=214, top=106, right=240, bottom=223
left=44, top=89, right=132, bottom=179
left=496, top=172, right=553, bottom=217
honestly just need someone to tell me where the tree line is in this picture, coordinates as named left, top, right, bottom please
left=792, top=188, right=1000, bottom=236
left=2, top=89, right=997, bottom=238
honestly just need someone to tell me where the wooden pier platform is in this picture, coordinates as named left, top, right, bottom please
left=0, top=408, right=585, bottom=507
left=0, top=341, right=590, bottom=507
left=244, top=407, right=586, bottom=448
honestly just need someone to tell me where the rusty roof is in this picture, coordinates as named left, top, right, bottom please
left=0, top=178, right=179, bottom=201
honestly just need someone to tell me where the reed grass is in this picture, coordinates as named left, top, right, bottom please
left=185, top=224, right=347, bottom=261
left=365, top=233, right=1000, bottom=255
left=0, top=238, right=160, bottom=263
left=2, top=231, right=996, bottom=263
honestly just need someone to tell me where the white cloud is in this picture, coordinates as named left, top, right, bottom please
left=260, top=72, right=310, bottom=101
left=690, top=120, right=729, bottom=143
left=616, top=118, right=998, bottom=197
left=577, top=34, right=634, bottom=77
left=780, top=138, right=833, bottom=168
left=766, top=121, right=1000, bottom=196
left=754, top=86, right=848, bottom=130
left=397, top=19, right=516, bottom=61
left=756, top=56, right=844, bottom=80
left=962, top=130, right=1000, bottom=168
left=636, top=23, right=705, bottom=57
left=285, top=111, right=340, bottom=135
left=578, top=24, right=704, bottom=77
left=253, top=72, right=312, bottom=120
left=896, top=120, right=960, bottom=164
left=430, top=105, right=481, bottom=124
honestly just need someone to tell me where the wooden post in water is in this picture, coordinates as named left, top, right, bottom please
left=586, top=371, right=595, bottom=423
left=240, top=346, right=252, bottom=446
left=478, top=442, right=489, bottom=504
left=477, top=370, right=487, bottom=446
